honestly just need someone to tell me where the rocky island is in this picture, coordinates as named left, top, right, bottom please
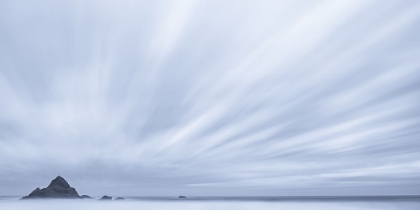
left=21, top=176, right=125, bottom=201
left=22, top=176, right=82, bottom=199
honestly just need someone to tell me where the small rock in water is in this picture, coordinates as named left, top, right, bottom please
left=178, top=196, right=187, bottom=199
left=99, top=195, right=112, bottom=200
left=81, top=195, right=92, bottom=199
left=114, top=197, right=125, bottom=200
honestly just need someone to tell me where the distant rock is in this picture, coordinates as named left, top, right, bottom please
left=99, top=195, right=112, bottom=200
left=21, top=176, right=81, bottom=199
left=178, top=196, right=187, bottom=199
left=81, top=195, right=93, bottom=199
left=114, top=197, right=125, bottom=200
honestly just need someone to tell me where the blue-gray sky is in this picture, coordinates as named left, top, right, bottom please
left=0, top=0, right=420, bottom=196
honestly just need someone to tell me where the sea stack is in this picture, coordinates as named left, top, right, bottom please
left=99, top=195, right=113, bottom=200
left=81, top=195, right=93, bottom=199
left=21, top=176, right=81, bottom=199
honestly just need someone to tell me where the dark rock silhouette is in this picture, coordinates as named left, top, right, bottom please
left=81, top=195, right=93, bottom=199
left=114, top=197, right=125, bottom=200
left=179, top=196, right=187, bottom=199
left=99, top=195, right=112, bottom=200
left=21, top=176, right=81, bottom=199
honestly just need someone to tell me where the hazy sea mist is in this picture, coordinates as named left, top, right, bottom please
left=1, top=197, right=420, bottom=210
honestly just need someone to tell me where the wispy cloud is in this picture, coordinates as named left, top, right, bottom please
left=0, top=0, right=420, bottom=196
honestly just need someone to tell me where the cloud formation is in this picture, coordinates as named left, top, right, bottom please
left=0, top=0, right=420, bottom=196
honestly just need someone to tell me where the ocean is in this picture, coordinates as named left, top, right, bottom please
left=1, top=196, right=419, bottom=210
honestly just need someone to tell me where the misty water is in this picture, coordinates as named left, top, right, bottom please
left=1, top=197, right=420, bottom=210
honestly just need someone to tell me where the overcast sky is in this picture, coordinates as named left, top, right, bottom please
left=0, top=0, right=420, bottom=196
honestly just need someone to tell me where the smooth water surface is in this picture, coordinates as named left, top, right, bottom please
left=1, top=197, right=419, bottom=210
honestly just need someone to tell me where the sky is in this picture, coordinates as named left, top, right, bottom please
left=0, top=0, right=420, bottom=196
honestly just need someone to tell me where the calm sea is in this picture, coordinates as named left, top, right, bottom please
left=1, top=196, right=419, bottom=210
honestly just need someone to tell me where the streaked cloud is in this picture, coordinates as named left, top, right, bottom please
left=0, top=0, right=419, bottom=196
